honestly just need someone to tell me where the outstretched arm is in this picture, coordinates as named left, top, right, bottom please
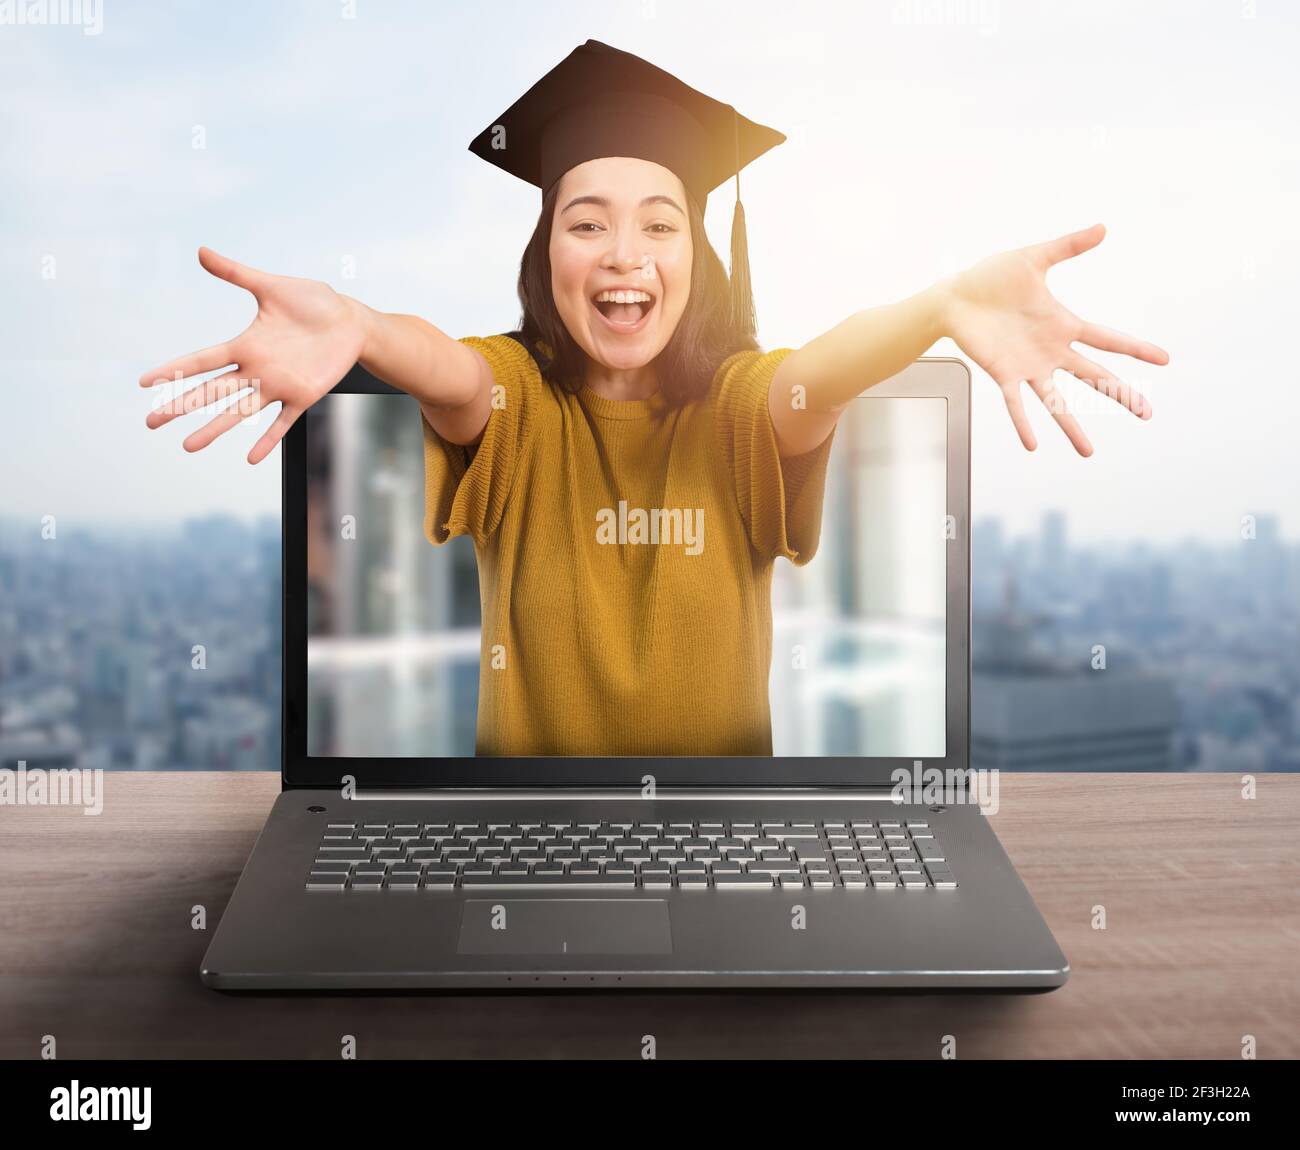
left=139, top=247, right=493, bottom=464
left=768, top=224, right=1169, bottom=457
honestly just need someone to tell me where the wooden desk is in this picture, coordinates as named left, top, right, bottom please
left=1, top=772, right=1295, bottom=1059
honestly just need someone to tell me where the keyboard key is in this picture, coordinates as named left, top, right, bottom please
left=423, top=871, right=457, bottom=890
left=306, top=873, right=347, bottom=889
left=714, top=874, right=773, bottom=889
left=461, top=875, right=636, bottom=890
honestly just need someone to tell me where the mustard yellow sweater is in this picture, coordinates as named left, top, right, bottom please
left=422, top=334, right=835, bottom=757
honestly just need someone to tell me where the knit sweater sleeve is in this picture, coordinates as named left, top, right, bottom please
left=711, top=347, right=836, bottom=566
left=421, top=334, right=541, bottom=547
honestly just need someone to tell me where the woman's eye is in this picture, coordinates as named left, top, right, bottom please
left=571, top=222, right=675, bottom=234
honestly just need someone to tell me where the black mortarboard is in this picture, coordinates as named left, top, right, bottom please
left=467, top=39, right=785, bottom=339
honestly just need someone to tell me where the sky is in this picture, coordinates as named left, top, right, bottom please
left=0, top=0, right=1296, bottom=545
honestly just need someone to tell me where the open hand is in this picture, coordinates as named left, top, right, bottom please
left=944, top=223, right=1169, bottom=455
left=139, top=248, right=366, bottom=464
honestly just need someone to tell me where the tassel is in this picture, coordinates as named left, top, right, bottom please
left=729, top=107, right=756, bottom=340
left=730, top=196, right=756, bottom=341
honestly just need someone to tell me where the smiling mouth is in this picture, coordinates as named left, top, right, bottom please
left=591, top=291, right=657, bottom=330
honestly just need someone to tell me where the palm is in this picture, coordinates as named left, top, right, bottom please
left=139, top=248, right=364, bottom=464
left=242, top=279, right=360, bottom=406
left=946, top=224, right=1169, bottom=455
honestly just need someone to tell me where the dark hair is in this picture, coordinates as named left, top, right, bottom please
left=516, top=182, right=759, bottom=406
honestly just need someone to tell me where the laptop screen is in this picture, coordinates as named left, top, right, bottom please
left=304, top=392, right=947, bottom=760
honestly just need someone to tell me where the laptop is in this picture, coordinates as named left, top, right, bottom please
left=200, top=350, right=1070, bottom=991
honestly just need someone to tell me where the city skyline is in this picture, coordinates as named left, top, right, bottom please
left=2, top=502, right=1294, bottom=772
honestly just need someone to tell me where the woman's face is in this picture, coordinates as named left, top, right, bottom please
left=549, top=156, right=693, bottom=373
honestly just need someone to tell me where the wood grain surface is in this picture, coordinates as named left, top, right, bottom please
left=1, top=771, right=1295, bottom=1059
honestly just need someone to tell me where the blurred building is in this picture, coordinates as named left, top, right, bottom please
left=971, top=584, right=1177, bottom=771
left=305, top=395, right=480, bottom=757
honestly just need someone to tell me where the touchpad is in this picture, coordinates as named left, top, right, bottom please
left=457, top=899, right=673, bottom=955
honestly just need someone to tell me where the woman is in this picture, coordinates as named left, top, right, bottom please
left=140, top=40, right=1168, bottom=758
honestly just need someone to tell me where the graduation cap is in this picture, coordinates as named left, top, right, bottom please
left=467, top=39, right=785, bottom=339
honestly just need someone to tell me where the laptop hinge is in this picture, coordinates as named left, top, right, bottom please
left=345, top=787, right=917, bottom=802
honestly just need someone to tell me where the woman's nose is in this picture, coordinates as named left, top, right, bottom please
left=601, top=231, right=644, bottom=272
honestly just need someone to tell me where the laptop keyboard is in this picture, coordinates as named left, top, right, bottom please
left=306, top=819, right=957, bottom=891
